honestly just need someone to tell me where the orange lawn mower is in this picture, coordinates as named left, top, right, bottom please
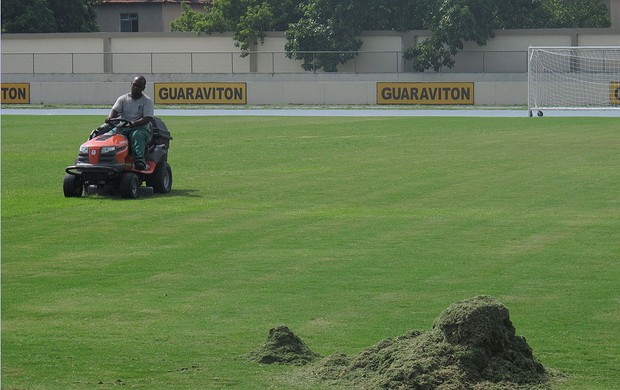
left=64, top=117, right=173, bottom=198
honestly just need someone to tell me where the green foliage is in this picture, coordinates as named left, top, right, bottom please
left=544, top=0, right=611, bottom=27
left=285, top=1, right=364, bottom=72
left=366, top=0, right=426, bottom=31
left=169, top=2, right=211, bottom=32
left=404, top=0, right=552, bottom=71
left=171, top=0, right=302, bottom=54
left=171, top=0, right=610, bottom=72
left=235, top=2, right=276, bottom=51
left=496, top=0, right=551, bottom=29
left=1, top=0, right=56, bottom=33
left=1, top=0, right=99, bottom=33
left=49, top=0, right=99, bottom=32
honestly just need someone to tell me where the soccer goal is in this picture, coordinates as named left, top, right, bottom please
left=528, top=46, right=620, bottom=116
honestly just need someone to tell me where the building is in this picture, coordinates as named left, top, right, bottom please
left=95, top=0, right=209, bottom=33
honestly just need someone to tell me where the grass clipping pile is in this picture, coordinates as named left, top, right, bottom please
left=250, top=296, right=550, bottom=389
left=247, top=325, right=321, bottom=366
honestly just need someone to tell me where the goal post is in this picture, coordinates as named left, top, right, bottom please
left=528, top=46, right=620, bottom=116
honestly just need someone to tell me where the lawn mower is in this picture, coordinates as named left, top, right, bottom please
left=63, top=117, right=173, bottom=198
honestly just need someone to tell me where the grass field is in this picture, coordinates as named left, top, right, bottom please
left=2, top=114, right=619, bottom=389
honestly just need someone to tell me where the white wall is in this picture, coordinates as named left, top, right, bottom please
left=2, top=29, right=619, bottom=106
left=2, top=75, right=529, bottom=106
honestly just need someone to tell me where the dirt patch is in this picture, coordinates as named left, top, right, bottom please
left=246, top=325, right=321, bottom=366
left=307, top=295, right=550, bottom=389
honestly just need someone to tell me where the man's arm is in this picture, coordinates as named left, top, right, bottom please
left=129, top=116, right=152, bottom=128
left=106, top=108, right=120, bottom=123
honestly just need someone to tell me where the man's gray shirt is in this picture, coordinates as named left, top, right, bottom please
left=112, top=93, right=154, bottom=122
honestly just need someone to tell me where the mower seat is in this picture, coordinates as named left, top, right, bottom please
left=148, top=117, right=173, bottom=148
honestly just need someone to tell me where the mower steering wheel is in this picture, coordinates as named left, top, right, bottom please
left=107, top=118, right=131, bottom=128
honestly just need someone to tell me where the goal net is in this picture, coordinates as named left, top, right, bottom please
left=528, top=46, right=620, bottom=116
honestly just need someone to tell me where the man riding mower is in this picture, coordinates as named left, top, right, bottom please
left=63, top=117, right=173, bottom=198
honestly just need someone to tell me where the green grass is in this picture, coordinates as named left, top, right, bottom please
left=2, top=115, right=619, bottom=389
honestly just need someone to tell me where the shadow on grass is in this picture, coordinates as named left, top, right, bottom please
left=166, top=188, right=201, bottom=198
left=75, top=188, right=201, bottom=200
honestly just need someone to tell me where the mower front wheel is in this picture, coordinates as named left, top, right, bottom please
left=63, top=174, right=83, bottom=197
left=119, top=172, right=140, bottom=199
left=147, top=162, right=172, bottom=193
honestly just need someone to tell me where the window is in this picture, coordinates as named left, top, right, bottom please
left=120, top=13, right=139, bottom=32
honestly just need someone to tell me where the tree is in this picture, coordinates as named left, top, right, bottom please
left=1, top=0, right=56, bottom=33
left=1, top=0, right=99, bottom=33
left=285, top=1, right=365, bottom=71
left=268, top=0, right=423, bottom=71
left=171, top=0, right=302, bottom=53
left=544, top=0, right=611, bottom=28
left=285, top=0, right=552, bottom=72
left=404, top=0, right=553, bottom=71
left=48, top=0, right=99, bottom=33
left=171, top=0, right=611, bottom=72
left=170, top=3, right=211, bottom=32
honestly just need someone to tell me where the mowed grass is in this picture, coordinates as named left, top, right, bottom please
left=2, top=114, right=619, bottom=389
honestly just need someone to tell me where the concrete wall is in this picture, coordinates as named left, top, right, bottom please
left=608, top=0, right=620, bottom=28
left=0, top=74, right=535, bottom=106
left=2, top=29, right=619, bottom=106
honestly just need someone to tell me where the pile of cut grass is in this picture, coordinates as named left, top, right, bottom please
left=246, top=325, right=321, bottom=365
left=288, top=296, right=550, bottom=389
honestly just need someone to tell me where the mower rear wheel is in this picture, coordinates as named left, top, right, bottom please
left=147, top=162, right=172, bottom=193
left=63, top=174, right=83, bottom=197
left=119, top=172, right=140, bottom=199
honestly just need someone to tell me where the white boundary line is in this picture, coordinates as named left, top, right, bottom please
left=2, top=108, right=619, bottom=117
